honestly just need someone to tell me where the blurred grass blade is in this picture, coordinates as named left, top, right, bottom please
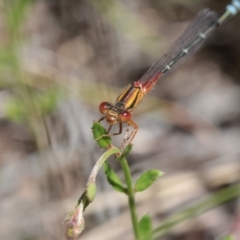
left=221, top=235, right=234, bottom=240
left=6, top=0, right=31, bottom=34
left=153, top=183, right=240, bottom=238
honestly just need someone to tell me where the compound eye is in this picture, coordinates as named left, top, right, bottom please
left=99, top=102, right=111, bottom=115
left=119, top=111, right=131, bottom=123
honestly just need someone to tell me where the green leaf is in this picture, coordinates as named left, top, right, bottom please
left=117, top=144, right=132, bottom=160
left=139, top=214, right=153, bottom=240
left=103, top=162, right=126, bottom=193
left=134, top=169, right=163, bottom=192
left=86, top=182, right=96, bottom=202
left=92, top=121, right=112, bottom=148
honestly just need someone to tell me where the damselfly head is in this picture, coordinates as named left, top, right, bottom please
left=99, top=101, right=132, bottom=125
left=99, top=102, right=111, bottom=115
left=105, top=109, right=131, bottom=125
left=118, top=111, right=131, bottom=123
left=106, top=115, right=118, bottom=125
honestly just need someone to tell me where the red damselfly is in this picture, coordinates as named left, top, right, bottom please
left=98, top=0, right=240, bottom=150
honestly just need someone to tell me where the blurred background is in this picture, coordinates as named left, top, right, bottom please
left=1, top=0, right=240, bottom=239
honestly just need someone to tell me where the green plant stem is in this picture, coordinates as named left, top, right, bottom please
left=119, top=157, right=139, bottom=239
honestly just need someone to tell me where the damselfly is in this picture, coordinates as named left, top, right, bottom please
left=98, top=0, right=240, bottom=150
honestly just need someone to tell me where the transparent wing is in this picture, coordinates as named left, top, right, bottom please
left=139, top=9, right=218, bottom=83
